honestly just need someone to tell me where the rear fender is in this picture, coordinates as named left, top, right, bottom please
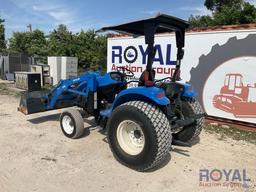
left=182, top=83, right=197, bottom=98
left=112, top=86, right=170, bottom=110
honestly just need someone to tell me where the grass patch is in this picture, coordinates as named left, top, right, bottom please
left=0, top=82, right=52, bottom=97
left=0, top=83, right=21, bottom=97
left=0, top=83, right=8, bottom=94
left=204, top=125, right=256, bottom=145
left=41, top=84, right=52, bottom=91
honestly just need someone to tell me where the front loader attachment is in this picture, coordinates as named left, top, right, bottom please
left=18, top=91, right=49, bottom=115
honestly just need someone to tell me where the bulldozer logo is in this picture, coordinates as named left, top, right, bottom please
left=189, top=34, right=256, bottom=122
left=124, top=46, right=138, bottom=63
left=213, top=73, right=256, bottom=118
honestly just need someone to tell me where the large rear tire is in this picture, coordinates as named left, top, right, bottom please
left=107, top=101, right=172, bottom=171
left=173, top=99, right=204, bottom=142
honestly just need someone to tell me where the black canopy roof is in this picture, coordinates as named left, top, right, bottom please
left=98, top=14, right=189, bottom=81
left=98, top=14, right=189, bottom=36
left=98, top=14, right=189, bottom=49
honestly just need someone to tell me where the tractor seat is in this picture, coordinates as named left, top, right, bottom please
left=138, top=70, right=156, bottom=86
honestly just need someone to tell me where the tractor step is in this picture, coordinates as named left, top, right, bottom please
left=171, top=113, right=205, bottom=131
left=175, top=118, right=195, bottom=127
left=100, top=108, right=112, bottom=118
left=176, top=113, right=205, bottom=127
left=172, top=139, right=191, bottom=147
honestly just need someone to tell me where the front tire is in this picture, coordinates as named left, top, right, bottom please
left=60, top=109, right=84, bottom=139
left=107, top=101, right=172, bottom=171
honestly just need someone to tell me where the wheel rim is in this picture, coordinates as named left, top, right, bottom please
left=62, top=115, right=74, bottom=134
left=116, top=120, right=145, bottom=155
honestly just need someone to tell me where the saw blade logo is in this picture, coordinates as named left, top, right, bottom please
left=189, top=34, right=256, bottom=123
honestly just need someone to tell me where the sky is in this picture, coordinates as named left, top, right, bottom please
left=1, top=0, right=256, bottom=39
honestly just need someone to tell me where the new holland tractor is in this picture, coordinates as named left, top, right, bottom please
left=18, top=14, right=205, bottom=171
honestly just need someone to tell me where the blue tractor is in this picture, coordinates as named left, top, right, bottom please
left=18, top=14, right=205, bottom=171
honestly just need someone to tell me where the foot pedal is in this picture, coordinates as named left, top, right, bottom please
left=190, top=113, right=207, bottom=119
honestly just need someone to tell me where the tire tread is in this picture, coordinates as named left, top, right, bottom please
left=60, top=109, right=84, bottom=139
left=110, top=101, right=172, bottom=171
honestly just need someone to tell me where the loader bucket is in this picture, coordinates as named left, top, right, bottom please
left=18, top=91, right=49, bottom=115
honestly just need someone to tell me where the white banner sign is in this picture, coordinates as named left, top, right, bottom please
left=107, top=29, right=256, bottom=124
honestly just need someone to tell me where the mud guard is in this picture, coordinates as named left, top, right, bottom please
left=182, top=83, right=198, bottom=98
left=112, top=86, right=170, bottom=110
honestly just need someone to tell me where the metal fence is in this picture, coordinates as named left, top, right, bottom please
left=0, top=53, right=33, bottom=79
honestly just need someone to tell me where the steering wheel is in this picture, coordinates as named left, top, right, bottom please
left=117, top=67, right=134, bottom=77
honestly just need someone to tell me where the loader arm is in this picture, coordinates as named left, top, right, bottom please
left=46, top=73, right=98, bottom=110
left=18, top=72, right=99, bottom=115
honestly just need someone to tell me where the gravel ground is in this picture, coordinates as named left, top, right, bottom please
left=0, top=94, right=255, bottom=192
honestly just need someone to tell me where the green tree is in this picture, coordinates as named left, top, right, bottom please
left=188, top=15, right=213, bottom=28
left=9, top=29, right=47, bottom=56
left=94, top=34, right=107, bottom=72
left=204, top=0, right=243, bottom=12
left=239, top=2, right=256, bottom=23
left=47, top=26, right=107, bottom=71
left=47, top=24, right=76, bottom=56
left=189, top=0, right=256, bottom=28
left=8, top=24, right=107, bottom=72
left=213, top=5, right=241, bottom=25
left=75, top=30, right=107, bottom=71
left=0, top=17, right=6, bottom=51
